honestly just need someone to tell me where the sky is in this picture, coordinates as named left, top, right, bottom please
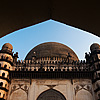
left=0, top=19, right=100, bottom=60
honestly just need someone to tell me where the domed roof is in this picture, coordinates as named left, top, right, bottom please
left=25, top=42, right=79, bottom=61
left=2, top=43, right=13, bottom=51
left=90, top=43, right=100, bottom=52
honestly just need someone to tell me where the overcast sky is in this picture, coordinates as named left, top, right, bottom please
left=0, top=20, right=100, bottom=60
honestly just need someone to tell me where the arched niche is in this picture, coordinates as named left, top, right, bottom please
left=76, top=89, right=93, bottom=100
left=10, top=89, right=27, bottom=100
left=37, top=89, right=66, bottom=100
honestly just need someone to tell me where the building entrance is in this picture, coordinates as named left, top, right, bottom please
left=37, top=89, right=66, bottom=100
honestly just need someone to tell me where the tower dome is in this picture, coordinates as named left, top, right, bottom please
left=90, top=43, right=100, bottom=52
left=2, top=43, right=13, bottom=52
left=25, top=42, right=79, bottom=61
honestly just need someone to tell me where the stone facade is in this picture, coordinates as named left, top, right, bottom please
left=0, top=42, right=100, bottom=100
left=7, top=79, right=94, bottom=100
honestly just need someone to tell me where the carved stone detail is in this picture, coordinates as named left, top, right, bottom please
left=74, top=84, right=92, bottom=95
left=10, top=84, right=30, bottom=95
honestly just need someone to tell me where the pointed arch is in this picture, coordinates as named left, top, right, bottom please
left=10, top=89, right=27, bottom=100
left=37, top=89, right=66, bottom=100
left=76, top=89, right=93, bottom=100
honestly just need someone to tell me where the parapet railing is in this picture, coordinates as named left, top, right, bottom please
left=10, top=60, right=95, bottom=79
left=12, top=59, right=94, bottom=72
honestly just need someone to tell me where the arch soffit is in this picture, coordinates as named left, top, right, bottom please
left=0, top=1, right=100, bottom=38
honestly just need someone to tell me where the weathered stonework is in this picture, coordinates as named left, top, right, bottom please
left=73, top=79, right=94, bottom=100
left=7, top=79, right=30, bottom=100
left=0, top=42, right=100, bottom=100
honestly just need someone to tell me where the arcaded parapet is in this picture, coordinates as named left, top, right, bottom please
left=0, top=53, right=13, bottom=62
left=0, top=61, right=13, bottom=70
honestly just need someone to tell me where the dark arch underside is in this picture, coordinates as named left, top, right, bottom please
left=0, top=1, right=100, bottom=38
left=37, top=89, right=66, bottom=100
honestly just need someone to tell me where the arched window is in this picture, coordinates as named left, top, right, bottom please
left=6, top=57, right=9, bottom=60
left=4, top=65, right=7, bottom=68
left=2, top=72, right=5, bottom=77
left=37, top=89, right=66, bottom=100
left=1, top=55, right=3, bottom=59
left=0, top=82, right=3, bottom=87
left=3, top=94, right=5, bottom=98
left=5, top=84, right=7, bottom=88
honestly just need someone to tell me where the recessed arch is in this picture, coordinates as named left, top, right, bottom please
left=37, top=89, right=67, bottom=100
left=76, top=89, right=93, bottom=100
left=10, top=89, right=27, bottom=100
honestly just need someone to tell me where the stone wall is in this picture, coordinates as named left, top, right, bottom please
left=7, top=79, right=94, bottom=100
left=73, top=79, right=94, bottom=100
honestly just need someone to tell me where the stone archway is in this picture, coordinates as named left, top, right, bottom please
left=37, top=89, right=66, bottom=100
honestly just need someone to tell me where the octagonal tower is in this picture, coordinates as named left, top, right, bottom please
left=0, top=43, right=13, bottom=100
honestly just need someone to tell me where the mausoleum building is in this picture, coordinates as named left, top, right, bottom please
left=0, top=42, right=100, bottom=100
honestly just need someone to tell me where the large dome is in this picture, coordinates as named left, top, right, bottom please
left=25, top=42, right=79, bottom=61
